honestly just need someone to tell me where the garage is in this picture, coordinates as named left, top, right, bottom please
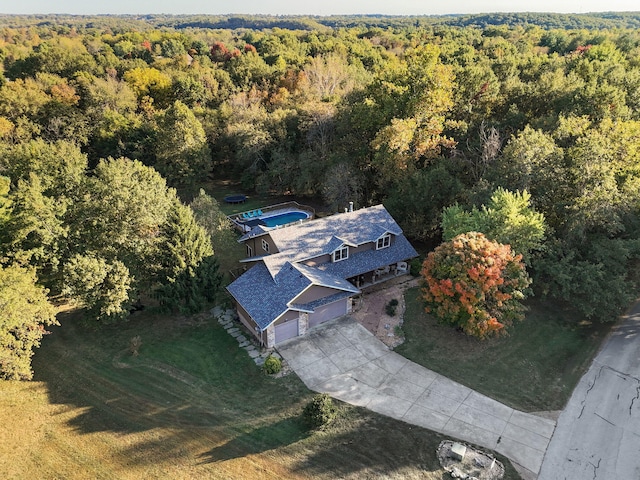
left=308, top=298, right=348, bottom=329
left=274, top=319, right=299, bottom=344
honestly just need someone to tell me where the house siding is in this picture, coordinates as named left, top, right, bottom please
left=304, top=242, right=376, bottom=267
left=245, top=235, right=278, bottom=257
left=351, top=242, right=374, bottom=254
left=273, top=309, right=299, bottom=325
left=261, top=235, right=278, bottom=255
left=234, top=301, right=261, bottom=342
left=304, top=254, right=331, bottom=266
left=292, top=285, right=344, bottom=305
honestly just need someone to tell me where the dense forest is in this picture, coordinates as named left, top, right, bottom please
left=2, top=13, right=640, bottom=378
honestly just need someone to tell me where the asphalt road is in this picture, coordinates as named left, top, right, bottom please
left=538, top=303, right=640, bottom=479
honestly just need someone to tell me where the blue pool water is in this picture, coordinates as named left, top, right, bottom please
left=262, top=211, right=309, bottom=227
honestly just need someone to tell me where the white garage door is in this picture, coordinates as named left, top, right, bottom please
left=308, top=299, right=348, bottom=329
left=275, top=319, right=299, bottom=344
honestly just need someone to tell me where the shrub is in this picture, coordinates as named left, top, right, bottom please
left=263, top=355, right=282, bottom=375
left=303, top=393, right=337, bottom=429
left=394, top=324, right=405, bottom=338
left=410, top=257, right=423, bottom=276
left=385, top=299, right=398, bottom=316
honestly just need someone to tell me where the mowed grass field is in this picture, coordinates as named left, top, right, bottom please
left=0, top=308, right=521, bottom=479
left=397, top=287, right=612, bottom=412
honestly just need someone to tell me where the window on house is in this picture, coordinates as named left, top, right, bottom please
left=262, top=239, right=270, bottom=253
left=246, top=244, right=253, bottom=257
left=333, top=245, right=349, bottom=262
left=377, top=233, right=391, bottom=250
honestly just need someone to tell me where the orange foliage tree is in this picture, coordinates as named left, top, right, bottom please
left=421, top=232, right=531, bottom=339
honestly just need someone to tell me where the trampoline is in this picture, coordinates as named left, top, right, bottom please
left=224, top=194, right=247, bottom=204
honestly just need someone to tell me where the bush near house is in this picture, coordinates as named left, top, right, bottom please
left=263, top=354, right=282, bottom=374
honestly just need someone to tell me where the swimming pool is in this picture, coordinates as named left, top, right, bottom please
left=261, top=211, right=310, bottom=227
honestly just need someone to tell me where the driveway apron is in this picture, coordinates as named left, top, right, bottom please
left=538, top=304, right=640, bottom=480
left=278, top=316, right=556, bottom=479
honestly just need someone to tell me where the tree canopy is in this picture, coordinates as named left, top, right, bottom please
left=0, top=264, right=57, bottom=380
left=421, top=232, right=531, bottom=339
left=442, top=188, right=546, bottom=262
left=3, top=13, right=640, bottom=376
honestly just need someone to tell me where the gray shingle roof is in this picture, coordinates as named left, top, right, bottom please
left=260, top=204, right=405, bottom=276
left=315, top=234, right=417, bottom=279
left=227, top=262, right=310, bottom=330
left=227, top=261, right=360, bottom=331
left=227, top=204, right=418, bottom=331
left=292, top=263, right=359, bottom=293
left=238, top=224, right=269, bottom=242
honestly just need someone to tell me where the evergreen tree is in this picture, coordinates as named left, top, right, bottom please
left=156, top=201, right=221, bottom=313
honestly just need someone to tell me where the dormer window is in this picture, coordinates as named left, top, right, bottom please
left=377, top=233, right=391, bottom=250
left=246, top=244, right=253, bottom=257
left=262, top=239, right=270, bottom=253
left=333, top=245, right=349, bottom=262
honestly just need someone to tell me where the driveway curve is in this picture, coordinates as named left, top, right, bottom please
left=538, top=304, right=640, bottom=479
left=278, top=316, right=555, bottom=478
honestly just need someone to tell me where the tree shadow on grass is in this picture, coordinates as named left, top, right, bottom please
left=290, top=410, right=449, bottom=479
left=24, top=309, right=323, bottom=477
left=286, top=407, right=522, bottom=480
left=198, top=416, right=309, bottom=464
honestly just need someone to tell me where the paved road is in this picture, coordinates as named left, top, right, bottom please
left=278, top=317, right=555, bottom=478
left=538, top=304, right=640, bottom=480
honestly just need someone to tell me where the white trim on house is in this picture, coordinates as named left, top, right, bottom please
left=376, top=232, right=391, bottom=250
left=288, top=272, right=358, bottom=304
left=332, top=245, right=349, bottom=262
left=262, top=238, right=270, bottom=252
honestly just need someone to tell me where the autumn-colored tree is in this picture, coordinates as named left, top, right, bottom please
left=421, top=232, right=531, bottom=339
left=210, top=41, right=229, bottom=62
left=122, top=67, right=172, bottom=107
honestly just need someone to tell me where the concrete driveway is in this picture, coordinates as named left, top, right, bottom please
left=277, top=316, right=555, bottom=478
left=538, top=304, right=640, bottom=479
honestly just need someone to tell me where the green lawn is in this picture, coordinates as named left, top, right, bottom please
left=0, top=308, right=521, bottom=479
left=202, top=179, right=322, bottom=217
left=396, top=287, right=612, bottom=412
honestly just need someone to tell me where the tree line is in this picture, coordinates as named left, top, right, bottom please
left=2, top=15, right=640, bottom=376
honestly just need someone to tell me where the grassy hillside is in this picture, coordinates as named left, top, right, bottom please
left=0, top=308, right=520, bottom=479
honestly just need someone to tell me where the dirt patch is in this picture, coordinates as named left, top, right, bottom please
left=351, top=276, right=421, bottom=348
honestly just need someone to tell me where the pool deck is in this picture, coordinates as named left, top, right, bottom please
left=231, top=205, right=315, bottom=232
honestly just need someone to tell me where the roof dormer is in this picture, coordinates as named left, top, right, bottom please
left=376, top=232, right=392, bottom=250
left=332, top=244, right=349, bottom=262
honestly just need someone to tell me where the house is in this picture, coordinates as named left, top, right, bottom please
left=226, top=204, right=418, bottom=347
